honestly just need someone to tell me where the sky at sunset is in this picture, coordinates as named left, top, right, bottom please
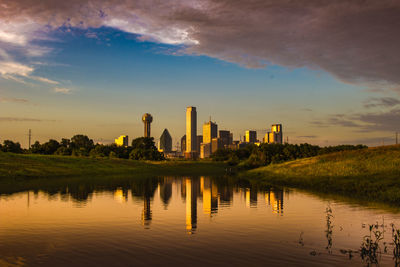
left=1, top=0, right=399, bottom=148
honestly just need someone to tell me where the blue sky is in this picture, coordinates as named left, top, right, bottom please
left=1, top=1, right=399, bottom=148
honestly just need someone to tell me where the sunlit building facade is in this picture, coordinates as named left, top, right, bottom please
left=186, top=107, right=197, bottom=154
left=115, top=135, right=129, bottom=147
left=203, top=120, right=218, bottom=144
left=200, top=142, right=211, bottom=159
left=265, top=124, right=283, bottom=144
left=142, top=113, right=153, bottom=138
left=245, top=130, right=257, bottom=143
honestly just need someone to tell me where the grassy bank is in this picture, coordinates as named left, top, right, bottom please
left=0, top=152, right=229, bottom=195
left=0, top=152, right=228, bottom=179
left=245, top=145, right=400, bottom=204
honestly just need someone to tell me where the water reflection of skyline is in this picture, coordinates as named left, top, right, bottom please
left=3, top=176, right=285, bottom=232
left=3, top=177, right=400, bottom=267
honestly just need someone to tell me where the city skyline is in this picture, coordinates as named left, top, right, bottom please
left=1, top=1, right=400, bottom=147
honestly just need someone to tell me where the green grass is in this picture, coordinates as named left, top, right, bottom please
left=0, top=152, right=228, bottom=179
left=0, top=152, right=229, bottom=195
left=244, top=145, right=400, bottom=205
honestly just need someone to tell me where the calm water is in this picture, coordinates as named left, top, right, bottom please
left=1, top=176, right=400, bottom=266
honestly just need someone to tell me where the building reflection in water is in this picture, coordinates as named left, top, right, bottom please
left=185, top=178, right=198, bottom=234
left=159, top=178, right=173, bottom=209
left=265, top=189, right=284, bottom=214
left=114, top=188, right=128, bottom=203
left=130, top=178, right=158, bottom=229
left=201, top=177, right=218, bottom=216
left=16, top=176, right=285, bottom=232
left=245, top=187, right=258, bottom=208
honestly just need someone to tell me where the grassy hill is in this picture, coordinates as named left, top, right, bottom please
left=245, top=145, right=400, bottom=204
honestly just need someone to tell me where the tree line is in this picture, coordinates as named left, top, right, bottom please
left=0, top=135, right=164, bottom=161
left=0, top=135, right=367, bottom=167
left=211, top=143, right=367, bottom=169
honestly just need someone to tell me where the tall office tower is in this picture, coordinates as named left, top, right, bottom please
left=245, top=130, right=257, bottom=143
left=269, top=124, right=283, bottom=144
left=142, top=113, right=153, bottom=138
left=186, top=107, right=197, bottom=152
left=203, top=120, right=218, bottom=144
left=181, top=135, right=186, bottom=153
left=159, top=129, right=172, bottom=152
left=115, top=135, right=129, bottom=147
left=219, top=130, right=231, bottom=147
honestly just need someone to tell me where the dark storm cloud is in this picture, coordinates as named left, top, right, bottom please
left=1, top=0, right=400, bottom=87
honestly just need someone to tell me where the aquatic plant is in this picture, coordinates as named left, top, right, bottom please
left=360, top=223, right=385, bottom=265
left=325, top=205, right=334, bottom=254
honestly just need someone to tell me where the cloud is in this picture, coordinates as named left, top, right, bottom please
left=311, top=115, right=361, bottom=128
left=0, top=117, right=54, bottom=122
left=296, top=135, right=317, bottom=139
left=311, top=108, right=400, bottom=132
left=0, top=61, right=33, bottom=77
left=0, top=19, right=58, bottom=85
left=0, top=97, right=28, bottom=103
left=31, top=76, right=59, bottom=84
left=0, top=0, right=399, bottom=89
left=0, top=60, right=60, bottom=85
left=363, top=97, right=400, bottom=108
left=53, top=87, right=71, bottom=94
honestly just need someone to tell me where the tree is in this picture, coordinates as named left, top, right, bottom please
left=70, top=135, right=94, bottom=156
left=30, top=141, right=44, bottom=154
left=55, top=146, right=71, bottom=156
left=41, top=139, right=60, bottom=154
left=70, top=135, right=94, bottom=150
left=1, top=140, right=23, bottom=153
left=129, top=137, right=164, bottom=160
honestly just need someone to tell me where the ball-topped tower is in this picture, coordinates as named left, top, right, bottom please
left=142, top=113, right=153, bottom=138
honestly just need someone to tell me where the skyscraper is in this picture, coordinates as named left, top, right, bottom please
left=186, top=107, right=197, bottom=153
left=219, top=130, right=231, bottom=147
left=268, top=124, right=283, bottom=144
left=142, top=113, right=153, bottom=138
left=159, top=129, right=172, bottom=152
left=245, top=130, right=257, bottom=143
left=203, top=120, right=218, bottom=144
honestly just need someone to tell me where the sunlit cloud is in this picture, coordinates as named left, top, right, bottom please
left=0, top=61, right=33, bottom=77
left=0, top=29, right=27, bottom=45
left=53, top=87, right=71, bottom=94
left=31, top=76, right=59, bottom=85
